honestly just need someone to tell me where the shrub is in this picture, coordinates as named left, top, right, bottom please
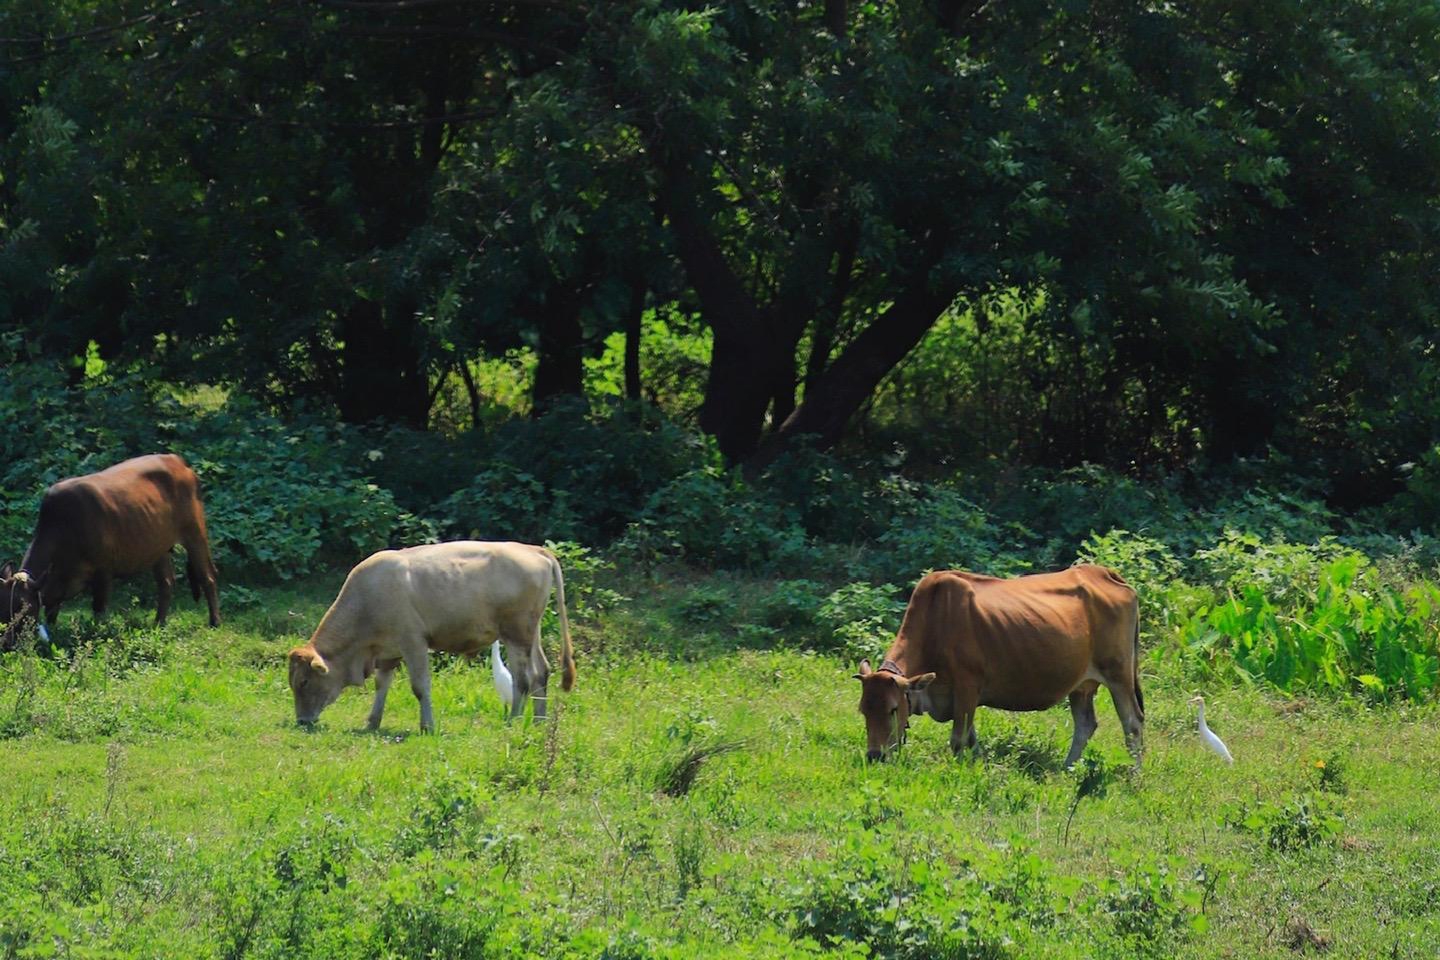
left=371, top=861, right=507, bottom=959
left=756, top=447, right=889, bottom=542
left=817, top=583, right=908, bottom=661
left=759, top=580, right=828, bottom=630
left=1000, top=465, right=1189, bottom=558
left=1182, top=554, right=1440, bottom=701
left=436, top=464, right=582, bottom=544
left=1190, top=532, right=1362, bottom=604
left=787, top=836, right=1014, bottom=960
left=1094, top=856, right=1202, bottom=947
left=1197, top=489, right=1338, bottom=547
left=1223, top=793, right=1343, bottom=853
left=619, top=467, right=810, bottom=572
left=479, top=398, right=709, bottom=541
left=860, top=487, right=1032, bottom=585
left=190, top=407, right=405, bottom=578
left=1075, top=530, right=1181, bottom=598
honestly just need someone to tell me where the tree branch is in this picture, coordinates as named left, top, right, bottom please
left=187, top=107, right=498, bottom=129
left=310, top=0, right=577, bottom=10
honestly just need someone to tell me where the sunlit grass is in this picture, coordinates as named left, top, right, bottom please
left=1, top=573, right=1437, bottom=958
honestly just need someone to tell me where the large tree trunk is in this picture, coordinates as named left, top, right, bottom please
left=754, top=280, right=957, bottom=464
left=699, top=327, right=792, bottom=461
left=531, top=291, right=587, bottom=413
left=658, top=157, right=798, bottom=461
left=624, top=276, right=645, bottom=401
left=1204, top=368, right=1275, bottom=462
left=338, top=299, right=430, bottom=426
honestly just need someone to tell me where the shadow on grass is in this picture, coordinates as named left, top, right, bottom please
left=982, top=727, right=1068, bottom=781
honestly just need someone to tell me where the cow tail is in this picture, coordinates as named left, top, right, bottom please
left=551, top=553, right=576, bottom=692
left=186, top=555, right=202, bottom=602
left=1132, top=613, right=1145, bottom=720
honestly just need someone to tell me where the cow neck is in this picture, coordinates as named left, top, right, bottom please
left=19, top=539, right=51, bottom=582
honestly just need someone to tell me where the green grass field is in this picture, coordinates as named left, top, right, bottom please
left=3, top=569, right=1438, bottom=959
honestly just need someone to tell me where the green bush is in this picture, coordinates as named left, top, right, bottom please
left=482, top=399, right=708, bottom=541
left=758, top=580, right=828, bottom=630
left=1223, top=793, right=1343, bottom=853
left=817, top=583, right=908, bottom=661
left=190, top=405, right=406, bottom=578
left=1190, top=532, right=1361, bottom=604
left=1182, top=554, right=1440, bottom=701
left=436, top=464, right=582, bottom=544
left=0, top=369, right=407, bottom=580
left=860, top=487, right=1031, bottom=585
left=1094, top=856, right=1203, bottom=947
left=1076, top=529, right=1181, bottom=598
left=619, top=467, right=810, bottom=572
left=787, top=835, right=1014, bottom=960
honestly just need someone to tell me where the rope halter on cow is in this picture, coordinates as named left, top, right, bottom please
left=876, top=659, right=911, bottom=749
left=4, top=570, right=46, bottom=645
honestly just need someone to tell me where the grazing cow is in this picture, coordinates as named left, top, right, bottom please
left=1, top=454, right=221, bottom=648
left=854, top=565, right=1142, bottom=767
left=288, top=540, right=575, bottom=732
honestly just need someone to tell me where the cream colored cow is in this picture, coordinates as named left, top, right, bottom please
left=288, top=541, right=574, bottom=732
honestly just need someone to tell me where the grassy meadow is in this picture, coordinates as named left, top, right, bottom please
left=3, top=563, right=1438, bottom=960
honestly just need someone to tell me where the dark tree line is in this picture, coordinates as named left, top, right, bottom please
left=2, top=0, right=1439, bottom=496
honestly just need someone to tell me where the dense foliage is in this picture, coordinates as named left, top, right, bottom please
left=3, top=0, right=1439, bottom=489
left=4, top=8, right=1440, bottom=951
left=3, top=369, right=1437, bottom=705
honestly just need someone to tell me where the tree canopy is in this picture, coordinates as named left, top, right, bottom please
left=3, top=0, right=1438, bottom=498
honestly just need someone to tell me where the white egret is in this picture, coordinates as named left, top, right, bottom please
left=491, top=640, right=514, bottom=710
left=1188, top=695, right=1233, bottom=764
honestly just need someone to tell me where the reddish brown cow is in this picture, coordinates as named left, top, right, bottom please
left=855, top=565, right=1142, bottom=768
left=1, top=454, right=220, bottom=647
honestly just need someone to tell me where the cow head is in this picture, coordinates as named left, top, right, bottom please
left=288, top=645, right=343, bottom=726
left=1, top=562, right=42, bottom=650
left=854, top=659, right=936, bottom=762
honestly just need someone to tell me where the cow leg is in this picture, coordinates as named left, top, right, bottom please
left=153, top=554, right=176, bottom=626
left=181, top=536, right=221, bottom=627
left=401, top=647, right=435, bottom=733
left=91, top=573, right=113, bottom=619
left=1103, top=677, right=1145, bottom=768
left=366, top=659, right=400, bottom=731
left=1063, top=683, right=1100, bottom=768
left=506, top=643, right=533, bottom=722
left=949, top=686, right=980, bottom=758
left=526, top=621, right=552, bottom=721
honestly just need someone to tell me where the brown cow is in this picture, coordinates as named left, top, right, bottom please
left=1, top=454, right=221, bottom=647
left=288, top=540, right=575, bottom=732
left=854, top=564, right=1142, bottom=767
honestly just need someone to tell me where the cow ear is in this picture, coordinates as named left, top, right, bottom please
left=289, top=647, right=330, bottom=675
left=905, top=672, right=937, bottom=691
left=0, top=562, right=12, bottom=580
left=854, top=659, right=873, bottom=680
